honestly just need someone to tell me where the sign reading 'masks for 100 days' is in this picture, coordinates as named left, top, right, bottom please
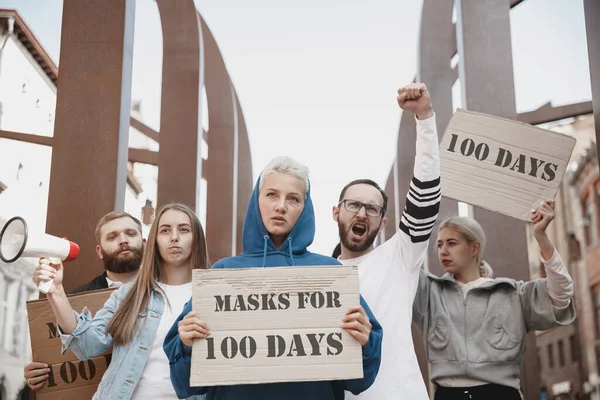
left=440, top=109, right=577, bottom=221
left=191, top=266, right=362, bottom=386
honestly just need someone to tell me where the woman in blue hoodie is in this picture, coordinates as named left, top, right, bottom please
left=164, top=156, right=383, bottom=400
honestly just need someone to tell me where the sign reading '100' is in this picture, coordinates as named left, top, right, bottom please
left=446, top=133, right=559, bottom=182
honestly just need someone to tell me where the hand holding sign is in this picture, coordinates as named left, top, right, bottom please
left=397, top=83, right=434, bottom=120
left=529, top=200, right=558, bottom=261
left=341, top=306, right=372, bottom=346
left=24, top=361, right=51, bottom=391
left=531, top=200, right=555, bottom=235
left=178, top=311, right=210, bottom=347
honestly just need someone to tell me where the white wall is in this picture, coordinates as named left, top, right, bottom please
left=0, top=35, right=56, bottom=137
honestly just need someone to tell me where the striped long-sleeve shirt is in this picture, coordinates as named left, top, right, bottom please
left=343, top=114, right=440, bottom=400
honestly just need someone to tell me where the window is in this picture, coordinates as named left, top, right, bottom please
left=558, top=339, right=565, bottom=367
left=569, top=335, right=577, bottom=363
left=548, top=344, right=554, bottom=369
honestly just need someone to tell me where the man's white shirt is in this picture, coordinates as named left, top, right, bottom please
left=343, top=115, right=440, bottom=400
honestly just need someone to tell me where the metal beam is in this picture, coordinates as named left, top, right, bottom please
left=201, top=13, right=237, bottom=262
left=129, top=115, right=159, bottom=142
left=516, top=101, right=594, bottom=125
left=449, top=0, right=524, bottom=58
left=584, top=0, right=600, bottom=165
left=234, top=90, right=252, bottom=254
left=45, top=0, right=135, bottom=293
left=128, top=148, right=158, bottom=165
left=2, top=116, right=160, bottom=147
left=0, top=129, right=161, bottom=166
left=0, top=130, right=53, bottom=146
left=156, top=0, right=203, bottom=210
left=419, top=0, right=459, bottom=280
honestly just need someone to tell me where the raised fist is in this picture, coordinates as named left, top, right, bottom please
left=397, top=83, right=433, bottom=120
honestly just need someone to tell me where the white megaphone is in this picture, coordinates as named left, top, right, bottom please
left=0, top=216, right=80, bottom=294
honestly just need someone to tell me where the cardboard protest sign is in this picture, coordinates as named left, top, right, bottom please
left=191, top=266, right=361, bottom=386
left=26, top=289, right=114, bottom=400
left=440, top=109, right=576, bottom=220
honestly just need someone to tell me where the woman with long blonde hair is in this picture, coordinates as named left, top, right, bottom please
left=33, top=203, right=209, bottom=400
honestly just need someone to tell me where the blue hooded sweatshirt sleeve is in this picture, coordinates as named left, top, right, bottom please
left=164, top=176, right=382, bottom=400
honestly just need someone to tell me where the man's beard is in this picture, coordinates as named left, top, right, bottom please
left=338, top=220, right=379, bottom=254
left=101, top=246, right=143, bottom=274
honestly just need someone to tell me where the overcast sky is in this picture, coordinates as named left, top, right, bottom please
left=0, top=0, right=592, bottom=255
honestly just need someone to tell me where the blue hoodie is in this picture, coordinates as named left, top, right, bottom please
left=164, top=176, right=383, bottom=400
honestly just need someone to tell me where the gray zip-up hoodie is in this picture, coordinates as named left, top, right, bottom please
left=413, top=269, right=575, bottom=390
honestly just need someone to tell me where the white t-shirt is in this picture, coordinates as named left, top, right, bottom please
left=105, top=276, right=123, bottom=289
left=131, top=282, right=192, bottom=400
left=343, top=116, right=440, bottom=400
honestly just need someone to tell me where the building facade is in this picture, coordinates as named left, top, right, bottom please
left=526, top=115, right=599, bottom=400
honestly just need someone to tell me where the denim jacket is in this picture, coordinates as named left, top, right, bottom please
left=60, top=283, right=204, bottom=400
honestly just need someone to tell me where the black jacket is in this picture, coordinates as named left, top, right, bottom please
left=70, top=272, right=109, bottom=294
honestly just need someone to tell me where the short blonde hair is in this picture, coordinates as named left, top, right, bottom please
left=439, top=216, right=494, bottom=278
left=259, top=156, right=310, bottom=195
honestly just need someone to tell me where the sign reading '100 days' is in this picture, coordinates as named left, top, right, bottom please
left=440, top=108, right=576, bottom=221
left=191, top=266, right=362, bottom=386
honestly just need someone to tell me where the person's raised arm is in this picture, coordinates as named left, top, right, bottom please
left=395, top=83, right=441, bottom=272
left=520, top=200, right=575, bottom=331
left=33, top=258, right=77, bottom=333
left=531, top=200, right=574, bottom=309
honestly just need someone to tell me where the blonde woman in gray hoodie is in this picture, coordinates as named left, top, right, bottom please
left=413, top=200, right=575, bottom=400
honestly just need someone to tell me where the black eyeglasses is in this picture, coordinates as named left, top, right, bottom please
left=338, top=199, right=383, bottom=217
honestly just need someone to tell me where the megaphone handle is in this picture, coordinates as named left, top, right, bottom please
left=38, top=279, right=53, bottom=294
left=38, top=257, right=61, bottom=294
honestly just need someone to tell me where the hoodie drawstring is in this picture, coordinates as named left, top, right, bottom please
left=262, top=235, right=295, bottom=267
left=287, top=237, right=295, bottom=266
left=262, top=235, right=269, bottom=268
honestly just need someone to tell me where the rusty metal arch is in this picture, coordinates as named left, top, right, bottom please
left=36, top=0, right=253, bottom=290
left=155, top=0, right=204, bottom=211
left=234, top=91, right=253, bottom=255
left=199, top=13, right=250, bottom=262
left=417, top=0, right=458, bottom=278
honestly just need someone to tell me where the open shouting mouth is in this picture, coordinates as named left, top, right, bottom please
left=350, top=222, right=367, bottom=239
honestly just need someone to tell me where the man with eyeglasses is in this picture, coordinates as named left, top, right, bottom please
left=332, top=83, right=441, bottom=400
